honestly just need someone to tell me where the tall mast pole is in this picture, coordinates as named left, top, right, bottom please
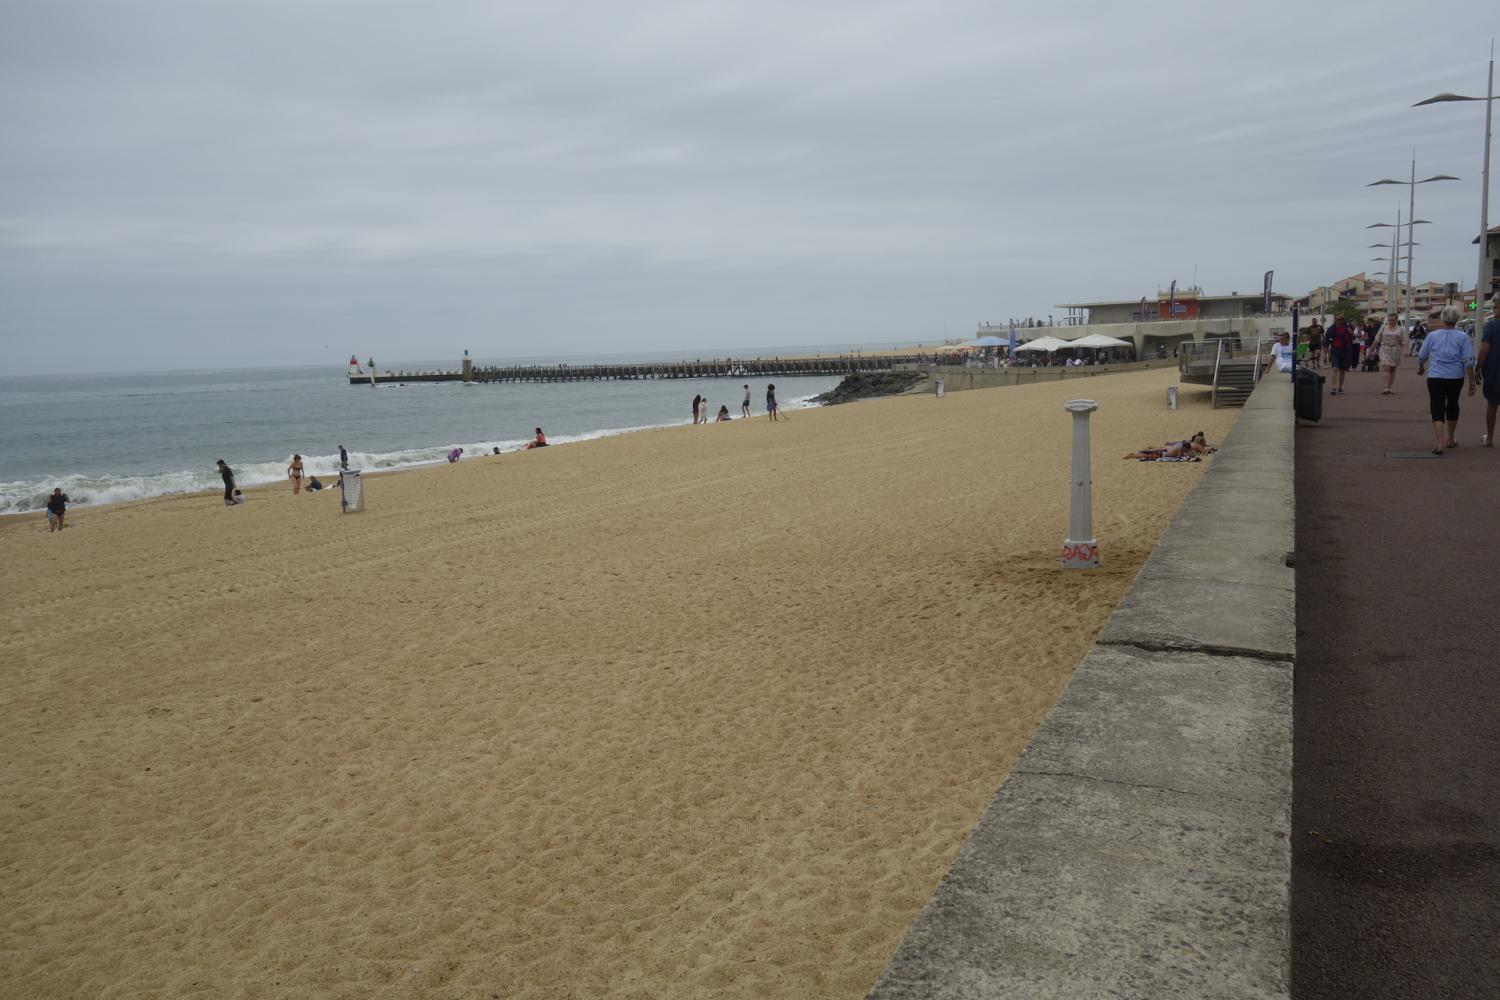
left=1478, top=43, right=1494, bottom=324
left=1406, top=152, right=1417, bottom=319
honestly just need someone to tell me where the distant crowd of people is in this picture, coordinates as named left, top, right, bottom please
left=1292, top=314, right=1429, bottom=394
left=199, top=381, right=793, bottom=517
left=692, top=384, right=781, bottom=423
left=1271, top=300, right=1499, bottom=456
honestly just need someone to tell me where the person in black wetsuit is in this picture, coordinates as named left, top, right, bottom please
left=216, top=459, right=238, bottom=506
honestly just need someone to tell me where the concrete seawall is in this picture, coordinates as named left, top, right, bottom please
left=905, top=359, right=1177, bottom=393
left=868, top=374, right=1295, bottom=999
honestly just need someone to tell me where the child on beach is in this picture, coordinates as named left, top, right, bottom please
left=766, top=384, right=779, bottom=421
left=741, top=384, right=751, bottom=418
left=46, top=488, right=70, bottom=531
left=716, top=405, right=730, bottom=421
left=525, top=428, right=548, bottom=449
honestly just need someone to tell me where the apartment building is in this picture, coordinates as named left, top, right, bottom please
left=1298, top=273, right=1396, bottom=320
left=1298, top=273, right=1478, bottom=322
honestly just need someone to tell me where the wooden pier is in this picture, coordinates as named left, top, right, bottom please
left=347, top=354, right=927, bottom=385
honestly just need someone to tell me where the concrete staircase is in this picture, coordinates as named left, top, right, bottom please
left=1212, top=358, right=1260, bottom=408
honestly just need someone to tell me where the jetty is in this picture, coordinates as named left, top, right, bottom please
left=347, top=354, right=926, bottom=385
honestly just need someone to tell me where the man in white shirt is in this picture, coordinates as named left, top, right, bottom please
left=1265, top=331, right=1296, bottom=375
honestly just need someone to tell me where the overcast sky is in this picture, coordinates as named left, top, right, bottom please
left=1, top=0, right=1495, bottom=375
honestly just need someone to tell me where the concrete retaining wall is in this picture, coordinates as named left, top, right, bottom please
left=867, top=375, right=1295, bottom=999
left=909, top=360, right=1177, bottom=393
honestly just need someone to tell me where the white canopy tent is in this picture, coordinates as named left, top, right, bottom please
left=1012, top=336, right=1069, bottom=352
left=1068, top=333, right=1134, bottom=348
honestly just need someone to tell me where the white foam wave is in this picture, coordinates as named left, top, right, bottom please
left=0, top=404, right=821, bottom=515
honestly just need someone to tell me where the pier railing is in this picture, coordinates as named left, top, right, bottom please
left=349, top=354, right=930, bottom=385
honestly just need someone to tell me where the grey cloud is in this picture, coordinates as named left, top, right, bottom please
left=1, top=0, right=1495, bottom=374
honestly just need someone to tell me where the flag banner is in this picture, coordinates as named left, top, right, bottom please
left=1169, top=280, right=1177, bottom=317
left=1263, top=270, right=1274, bottom=313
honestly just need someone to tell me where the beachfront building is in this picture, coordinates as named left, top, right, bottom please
left=1056, top=287, right=1294, bottom=327
left=1476, top=224, right=1500, bottom=306
left=961, top=289, right=1295, bottom=362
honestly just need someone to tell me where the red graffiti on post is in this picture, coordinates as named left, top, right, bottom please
left=1061, top=542, right=1099, bottom=566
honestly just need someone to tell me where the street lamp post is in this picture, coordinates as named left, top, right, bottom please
left=1368, top=215, right=1430, bottom=316
left=1368, top=208, right=1406, bottom=312
left=1367, top=155, right=1458, bottom=320
left=1414, top=40, right=1496, bottom=328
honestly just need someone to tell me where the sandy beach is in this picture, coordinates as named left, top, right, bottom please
left=1, top=368, right=1237, bottom=999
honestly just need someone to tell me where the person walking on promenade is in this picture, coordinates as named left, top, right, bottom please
left=1416, top=305, right=1477, bottom=455
left=741, top=383, right=751, bottom=418
left=1306, top=322, right=1323, bottom=369
left=287, top=453, right=305, bottom=494
left=45, top=488, right=70, bottom=532
left=1478, top=298, right=1500, bottom=446
left=1371, top=313, right=1409, bottom=394
left=1326, top=317, right=1354, bottom=394
left=1409, top=319, right=1427, bottom=356
left=216, top=459, right=238, bottom=506
left=766, top=383, right=779, bottom=421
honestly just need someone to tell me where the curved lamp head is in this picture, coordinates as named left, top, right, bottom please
left=1413, top=93, right=1487, bottom=106
left=1367, top=174, right=1460, bottom=185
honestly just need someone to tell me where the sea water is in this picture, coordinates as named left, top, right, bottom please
left=0, top=360, right=846, bottom=514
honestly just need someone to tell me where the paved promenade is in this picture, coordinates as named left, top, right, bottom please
left=1292, top=363, right=1500, bottom=999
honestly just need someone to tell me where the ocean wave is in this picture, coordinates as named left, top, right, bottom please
left=0, top=399, right=824, bottom=515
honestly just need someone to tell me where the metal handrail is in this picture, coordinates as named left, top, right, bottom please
left=1252, top=338, right=1264, bottom=383
left=1211, top=338, right=1225, bottom=407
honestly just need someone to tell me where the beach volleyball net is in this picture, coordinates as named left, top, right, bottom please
left=339, top=470, right=364, bottom=513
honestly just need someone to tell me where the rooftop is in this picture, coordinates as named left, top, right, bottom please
left=1056, top=291, right=1294, bottom=309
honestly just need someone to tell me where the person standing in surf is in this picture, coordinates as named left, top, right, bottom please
left=46, top=488, right=70, bottom=532
left=741, top=383, right=751, bottom=418
left=766, top=384, right=779, bottom=421
left=339, top=444, right=349, bottom=471
left=691, top=394, right=701, bottom=425
left=216, top=459, right=238, bottom=506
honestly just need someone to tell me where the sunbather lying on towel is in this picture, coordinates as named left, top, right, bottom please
left=1124, top=431, right=1213, bottom=461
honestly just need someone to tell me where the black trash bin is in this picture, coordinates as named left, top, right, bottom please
left=1294, top=366, right=1325, bottom=422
